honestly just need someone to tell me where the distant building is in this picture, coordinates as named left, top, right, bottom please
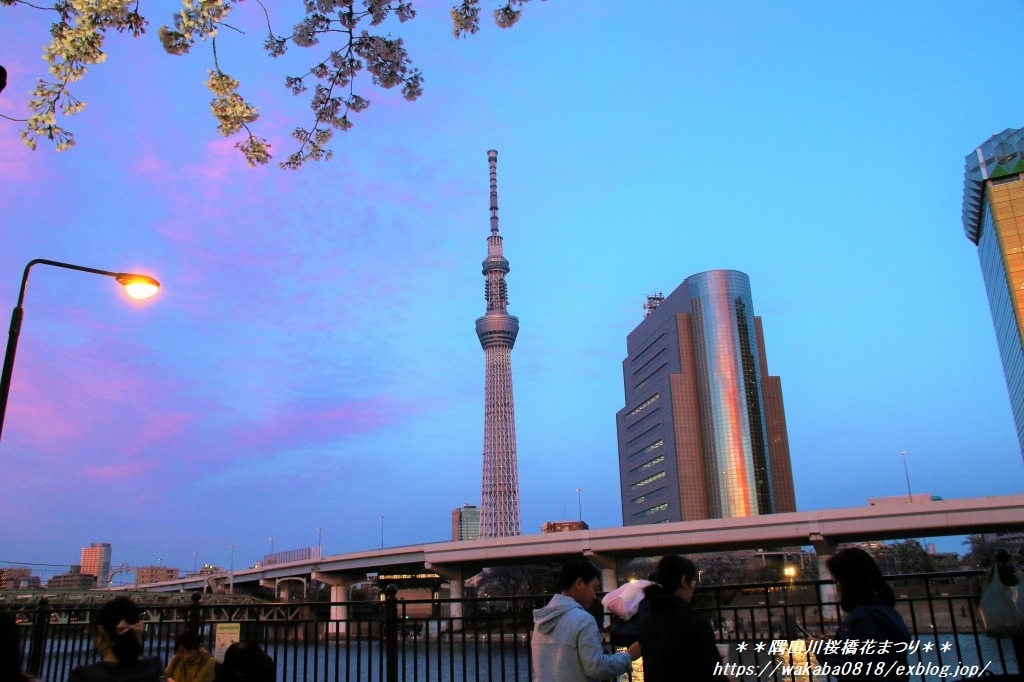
left=541, top=521, right=589, bottom=533
left=0, top=567, right=40, bottom=590
left=451, top=504, right=480, bottom=541
left=616, top=271, right=796, bottom=525
left=136, top=566, right=180, bottom=584
left=48, top=565, right=96, bottom=590
left=962, top=127, right=1024, bottom=459
left=80, top=542, right=111, bottom=586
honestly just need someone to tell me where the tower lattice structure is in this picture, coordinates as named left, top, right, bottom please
left=475, top=150, right=522, bottom=537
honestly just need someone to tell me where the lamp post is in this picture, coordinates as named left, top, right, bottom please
left=575, top=487, right=583, bottom=523
left=901, top=450, right=913, bottom=502
left=0, top=258, right=159, bottom=443
left=378, top=515, right=384, bottom=549
left=269, top=536, right=275, bottom=557
left=229, top=544, right=235, bottom=595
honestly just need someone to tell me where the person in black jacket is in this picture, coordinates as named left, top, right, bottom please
left=820, top=547, right=912, bottom=682
left=638, top=554, right=723, bottom=682
left=68, top=597, right=163, bottom=682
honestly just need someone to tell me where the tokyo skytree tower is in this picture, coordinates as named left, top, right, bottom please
left=475, top=150, right=522, bottom=537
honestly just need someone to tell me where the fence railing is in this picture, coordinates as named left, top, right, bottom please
left=8, top=570, right=1021, bottom=682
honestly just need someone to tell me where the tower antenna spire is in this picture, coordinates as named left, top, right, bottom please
left=489, top=149, right=500, bottom=235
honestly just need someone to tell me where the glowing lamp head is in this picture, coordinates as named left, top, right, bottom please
left=116, top=274, right=160, bottom=300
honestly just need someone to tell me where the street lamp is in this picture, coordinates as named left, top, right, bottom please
left=378, top=515, right=384, bottom=549
left=229, top=544, right=235, bottom=595
left=783, top=564, right=796, bottom=603
left=0, top=258, right=160, bottom=443
left=575, top=488, right=583, bottom=523
left=901, top=448, right=917, bottom=501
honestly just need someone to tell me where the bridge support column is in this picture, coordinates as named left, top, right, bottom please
left=448, top=569, right=465, bottom=633
left=810, top=533, right=838, bottom=615
left=424, top=562, right=465, bottom=633
left=585, top=552, right=620, bottom=592
left=313, top=573, right=358, bottom=636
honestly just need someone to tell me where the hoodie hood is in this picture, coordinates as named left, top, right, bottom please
left=533, top=593, right=583, bottom=635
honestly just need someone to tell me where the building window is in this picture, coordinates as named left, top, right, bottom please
left=627, top=393, right=660, bottom=418
left=629, top=471, right=666, bottom=491
left=631, top=503, right=669, bottom=520
left=630, top=455, right=665, bottom=475
left=627, top=439, right=664, bottom=462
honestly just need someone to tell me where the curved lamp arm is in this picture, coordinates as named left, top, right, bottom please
left=0, top=258, right=160, bottom=444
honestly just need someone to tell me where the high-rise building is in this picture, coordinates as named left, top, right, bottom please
left=962, top=127, right=1024, bottom=458
left=616, top=270, right=796, bottom=525
left=475, top=150, right=522, bottom=538
left=451, top=504, right=480, bottom=541
left=80, top=542, right=111, bottom=587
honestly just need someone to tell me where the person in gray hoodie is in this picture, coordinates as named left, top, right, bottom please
left=531, top=561, right=641, bottom=682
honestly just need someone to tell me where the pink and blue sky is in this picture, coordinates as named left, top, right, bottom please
left=2, top=1, right=1023, bottom=581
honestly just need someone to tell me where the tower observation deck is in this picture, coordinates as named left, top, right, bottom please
left=475, top=150, right=522, bottom=537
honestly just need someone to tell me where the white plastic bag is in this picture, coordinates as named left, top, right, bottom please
left=601, top=579, right=652, bottom=620
left=978, top=567, right=1024, bottom=637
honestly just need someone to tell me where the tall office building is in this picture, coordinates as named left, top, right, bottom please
left=451, top=504, right=480, bottom=541
left=80, top=542, right=111, bottom=586
left=616, top=270, right=796, bottom=525
left=475, top=150, right=522, bottom=537
left=962, top=127, right=1024, bottom=459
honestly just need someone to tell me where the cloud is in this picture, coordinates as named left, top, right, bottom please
left=84, top=460, right=155, bottom=481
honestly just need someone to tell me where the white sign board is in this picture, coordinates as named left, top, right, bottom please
left=213, top=622, right=241, bottom=663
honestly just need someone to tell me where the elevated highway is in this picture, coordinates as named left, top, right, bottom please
left=126, top=494, right=1024, bottom=605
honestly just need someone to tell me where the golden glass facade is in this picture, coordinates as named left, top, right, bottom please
left=963, top=128, right=1024, bottom=458
left=616, top=270, right=796, bottom=524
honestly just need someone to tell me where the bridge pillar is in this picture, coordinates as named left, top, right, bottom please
left=584, top=552, right=619, bottom=592
left=313, top=573, right=357, bottom=635
left=424, top=562, right=465, bottom=633
left=809, top=533, right=838, bottom=611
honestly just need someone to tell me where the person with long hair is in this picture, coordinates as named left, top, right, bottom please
left=638, top=554, right=722, bottom=682
left=68, top=596, right=163, bottom=682
left=821, top=547, right=911, bottom=681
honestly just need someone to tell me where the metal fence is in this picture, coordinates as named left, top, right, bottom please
left=8, top=570, right=1022, bottom=682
